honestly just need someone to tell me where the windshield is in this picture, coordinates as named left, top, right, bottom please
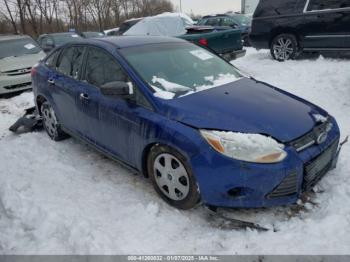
left=84, top=32, right=105, bottom=38
left=53, top=33, right=82, bottom=45
left=121, top=43, right=241, bottom=99
left=233, top=15, right=251, bottom=26
left=0, top=37, right=42, bottom=59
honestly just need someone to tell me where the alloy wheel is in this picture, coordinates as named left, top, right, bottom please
left=272, top=37, right=294, bottom=61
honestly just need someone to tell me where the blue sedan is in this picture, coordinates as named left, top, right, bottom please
left=32, top=36, right=340, bottom=210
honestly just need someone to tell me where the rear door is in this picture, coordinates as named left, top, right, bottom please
left=303, top=0, right=350, bottom=48
left=50, top=46, right=86, bottom=133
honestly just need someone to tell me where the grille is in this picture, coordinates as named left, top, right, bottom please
left=3, top=82, right=31, bottom=90
left=267, top=171, right=298, bottom=199
left=290, top=120, right=332, bottom=152
left=303, top=139, right=338, bottom=191
left=4, top=67, right=32, bottom=76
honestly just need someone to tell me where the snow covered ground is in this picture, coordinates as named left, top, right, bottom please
left=0, top=48, right=349, bottom=254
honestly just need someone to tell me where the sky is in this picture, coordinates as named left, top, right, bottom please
left=170, top=0, right=241, bottom=15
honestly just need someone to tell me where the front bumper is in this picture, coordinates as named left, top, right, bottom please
left=0, top=73, right=32, bottom=95
left=191, top=119, right=341, bottom=208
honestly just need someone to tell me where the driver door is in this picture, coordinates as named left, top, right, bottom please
left=78, top=46, right=149, bottom=164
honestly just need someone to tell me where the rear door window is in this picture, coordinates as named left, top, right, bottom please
left=56, top=46, right=85, bottom=79
left=307, top=0, right=350, bottom=11
left=221, top=17, right=237, bottom=27
left=206, top=18, right=221, bottom=26
left=295, top=0, right=308, bottom=12
left=83, top=47, right=128, bottom=87
left=254, top=0, right=298, bottom=17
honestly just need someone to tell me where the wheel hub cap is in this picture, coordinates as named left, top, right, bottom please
left=42, top=106, right=58, bottom=137
left=153, top=153, right=190, bottom=201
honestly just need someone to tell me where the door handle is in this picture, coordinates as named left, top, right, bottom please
left=79, top=93, right=89, bottom=101
left=47, top=79, right=55, bottom=85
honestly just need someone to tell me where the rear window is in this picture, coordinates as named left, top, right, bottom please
left=306, top=0, right=350, bottom=11
left=254, top=0, right=300, bottom=17
left=52, top=34, right=82, bottom=46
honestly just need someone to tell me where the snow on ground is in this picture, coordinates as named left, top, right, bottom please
left=0, top=48, right=349, bottom=254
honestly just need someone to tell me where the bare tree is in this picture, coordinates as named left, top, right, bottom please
left=0, top=0, right=174, bottom=36
left=2, top=0, right=19, bottom=33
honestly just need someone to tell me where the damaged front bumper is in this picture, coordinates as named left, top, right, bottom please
left=190, top=120, right=342, bottom=208
left=9, top=106, right=42, bottom=133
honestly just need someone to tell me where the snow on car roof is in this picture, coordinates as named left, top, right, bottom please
left=123, top=12, right=194, bottom=37
left=100, top=36, right=186, bottom=48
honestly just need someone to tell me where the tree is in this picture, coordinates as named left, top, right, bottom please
left=0, top=0, right=174, bottom=36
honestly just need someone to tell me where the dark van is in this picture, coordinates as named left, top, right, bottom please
left=249, top=0, right=350, bottom=61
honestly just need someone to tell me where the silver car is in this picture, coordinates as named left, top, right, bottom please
left=0, top=35, right=45, bottom=95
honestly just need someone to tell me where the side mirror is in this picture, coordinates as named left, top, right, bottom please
left=43, top=43, right=55, bottom=53
left=100, top=81, right=134, bottom=98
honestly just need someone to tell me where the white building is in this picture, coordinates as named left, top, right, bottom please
left=241, top=0, right=260, bottom=15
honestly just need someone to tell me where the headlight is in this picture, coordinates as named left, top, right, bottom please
left=200, top=130, right=287, bottom=163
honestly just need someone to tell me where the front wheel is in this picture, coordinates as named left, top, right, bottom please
left=147, top=145, right=200, bottom=210
left=270, top=34, right=299, bottom=61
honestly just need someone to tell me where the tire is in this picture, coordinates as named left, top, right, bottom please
left=147, top=145, right=200, bottom=210
left=41, top=101, right=68, bottom=141
left=242, top=34, right=251, bottom=47
left=270, top=34, right=299, bottom=61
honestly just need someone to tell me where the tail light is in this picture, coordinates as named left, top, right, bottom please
left=199, top=38, right=208, bottom=47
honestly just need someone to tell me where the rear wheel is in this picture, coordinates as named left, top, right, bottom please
left=41, top=101, right=68, bottom=141
left=147, top=145, right=200, bottom=210
left=270, top=34, right=299, bottom=61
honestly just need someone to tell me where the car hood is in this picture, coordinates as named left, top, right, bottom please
left=158, top=78, right=327, bottom=142
left=0, top=52, right=45, bottom=72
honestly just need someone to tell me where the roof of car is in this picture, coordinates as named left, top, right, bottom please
left=0, top=34, right=31, bottom=41
left=202, top=13, right=244, bottom=19
left=91, top=36, right=186, bottom=49
left=39, top=32, right=80, bottom=37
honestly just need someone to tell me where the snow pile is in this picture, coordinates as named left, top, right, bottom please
left=151, top=74, right=240, bottom=99
left=0, top=49, right=349, bottom=254
left=193, top=73, right=241, bottom=93
left=152, top=76, right=191, bottom=92
left=124, top=12, right=193, bottom=37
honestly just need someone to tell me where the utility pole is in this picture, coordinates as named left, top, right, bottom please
left=241, top=0, right=246, bottom=14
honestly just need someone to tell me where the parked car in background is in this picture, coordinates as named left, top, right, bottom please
left=37, top=32, right=83, bottom=53
left=0, top=35, right=45, bottom=95
left=81, top=31, right=105, bottom=38
left=197, top=13, right=252, bottom=46
left=250, top=0, right=350, bottom=61
left=104, top=27, right=120, bottom=36
left=32, top=36, right=340, bottom=210
left=124, top=13, right=245, bottom=60
left=117, top=18, right=143, bottom=35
